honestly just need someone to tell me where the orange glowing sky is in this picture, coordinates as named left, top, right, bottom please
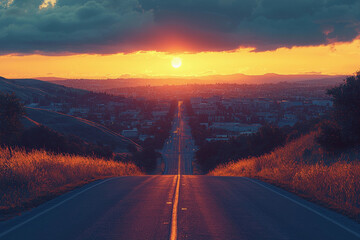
left=1, top=39, right=360, bottom=79
left=2, top=0, right=360, bottom=80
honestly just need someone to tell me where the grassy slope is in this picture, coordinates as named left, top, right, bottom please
left=23, top=107, right=142, bottom=152
left=210, top=132, right=360, bottom=221
left=0, top=78, right=86, bottom=102
left=1, top=78, right=142, bottom=152
left=0, top=147, right=142, bottom=219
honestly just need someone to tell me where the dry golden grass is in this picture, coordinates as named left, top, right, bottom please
left=0, top=147, right=142, bottom=218
left=210, top=132, right=360, bottom=221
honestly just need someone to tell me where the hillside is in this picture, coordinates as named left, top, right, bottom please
left=23, top=107, right=142, bottom=152
left=0, top=77, right=86, bottom=102
left=0, top=77, right=141, bottom=152
left=211, top=132, right=360, bottom=221
left=0, top=146, right=142, bottom=219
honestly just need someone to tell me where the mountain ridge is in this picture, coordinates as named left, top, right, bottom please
left=37, top=73, right=346, bottom=91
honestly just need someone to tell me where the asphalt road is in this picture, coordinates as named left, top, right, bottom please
left=162, top=101, right=195, bottom=175
left=1, top=101, right=360, bottom=240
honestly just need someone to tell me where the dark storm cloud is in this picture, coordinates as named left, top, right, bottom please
left=0, top=0, right=154, bottom=54
left=0, top=0, right=360, bottom=54
left=139, top=0, right=360, bottom=51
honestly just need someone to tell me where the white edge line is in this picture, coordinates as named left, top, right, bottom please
left=245, top=177, right=360, bottom=238
left=0, top=178, right=113, bottom=238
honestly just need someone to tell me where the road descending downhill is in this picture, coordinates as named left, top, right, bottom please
left=1, top=101, right=360, bottom=240
left=162, top=101, right=195, bottom=175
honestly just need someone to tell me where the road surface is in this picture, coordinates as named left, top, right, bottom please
left=1, top=101, right=360, bottom=240
left=162, top=101, right=195, bottom=175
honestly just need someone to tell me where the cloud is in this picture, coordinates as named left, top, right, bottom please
left=138, top=0, right=360, bottom=51
left=39, top=0, right=56, bottom=9
left=0, top=0, right=360, bottom=54
left=0, top=0, right=154, bottom=54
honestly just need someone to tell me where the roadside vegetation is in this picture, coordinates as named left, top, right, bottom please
left=195, top=125, right=286, bottom=172
left=211, top=72, right=360, bottom=221
left=0, top=92, right=144, bottom=218
left=210, top=132, right=360, bottom=220
left=0, top=92, right=116, bottom=159
left=0, top=146, right=142, bottom=219
left=0, top=91, right=176, bottom=174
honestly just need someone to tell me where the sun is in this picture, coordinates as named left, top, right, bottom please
left=171, top=57, right=182, bottom=68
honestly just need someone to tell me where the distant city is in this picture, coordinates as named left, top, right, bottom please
left=27, top=79, right=337, bottom=145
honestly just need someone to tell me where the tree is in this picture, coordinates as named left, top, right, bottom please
left=316, top=120, right=345, bottom=152
left=327, top=72, right=360, bottom=146
left=132, top=147, right=158, bottom=173
left=21, top=125, right=67, bottom=153
left=21, top=125, right=114, bottom=159
left=0, top=92, right=25, bottom=155
left=195, top=125, right=286, bottom=172
left=249, top=125, right=285, bottom=155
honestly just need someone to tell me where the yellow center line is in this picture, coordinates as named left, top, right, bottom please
left=170, top=101, right=182, bottom=240
left=170, top=156, right=180, bottom=240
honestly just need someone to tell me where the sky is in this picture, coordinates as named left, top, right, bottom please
left=1, top=0, right=360, bottom=79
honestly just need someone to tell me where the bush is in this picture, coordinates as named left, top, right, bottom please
left=317, top=120, right=346, bottom=152
left=132, top=147, right=159, bottom=173
left=21, top=125, right=67, bottom=152
left=20, top=125, right=113, bottom=159
left=196, top=125, right=286, bottom=172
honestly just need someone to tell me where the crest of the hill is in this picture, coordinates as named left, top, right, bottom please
left=0, top=77, right=87, bottom=102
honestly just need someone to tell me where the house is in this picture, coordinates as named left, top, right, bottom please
left=190, top=97, right=202, bottom=104
left=278, top=120, right=297, bottom=127
left=312, top=100, right=333, bottom=107
left=139, top=134, right=154, bottom=141
left=121, top=128, right=139, bottom=138
left=152, top=110, right=168, bottom=120
left=279, top=100, right=303, bottom=109
left=206, top=135, right=229, bottom=142
left=210, top=122, right=261, bottom=135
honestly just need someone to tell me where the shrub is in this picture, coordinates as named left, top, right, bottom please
left=317, top=120, right=346, bottom=152
left=20, top=125, right=114, bottom=159
left=132, top=147, right=159, bottom=173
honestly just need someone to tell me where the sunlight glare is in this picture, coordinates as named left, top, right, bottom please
left=171, top=57, right=182, bottom=69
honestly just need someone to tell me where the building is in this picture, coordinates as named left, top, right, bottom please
left=121, top=128, right=139, bottom=138
left=210, top=122, right=261, bottom=135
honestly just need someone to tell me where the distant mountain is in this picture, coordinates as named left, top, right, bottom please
left=35, top=77, right=68, bottom=81
left=0, top=77, right=87, bottom=102
left=200, top=73, right=346, bottom=85
left=48, top=74, right=346, bottom=92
